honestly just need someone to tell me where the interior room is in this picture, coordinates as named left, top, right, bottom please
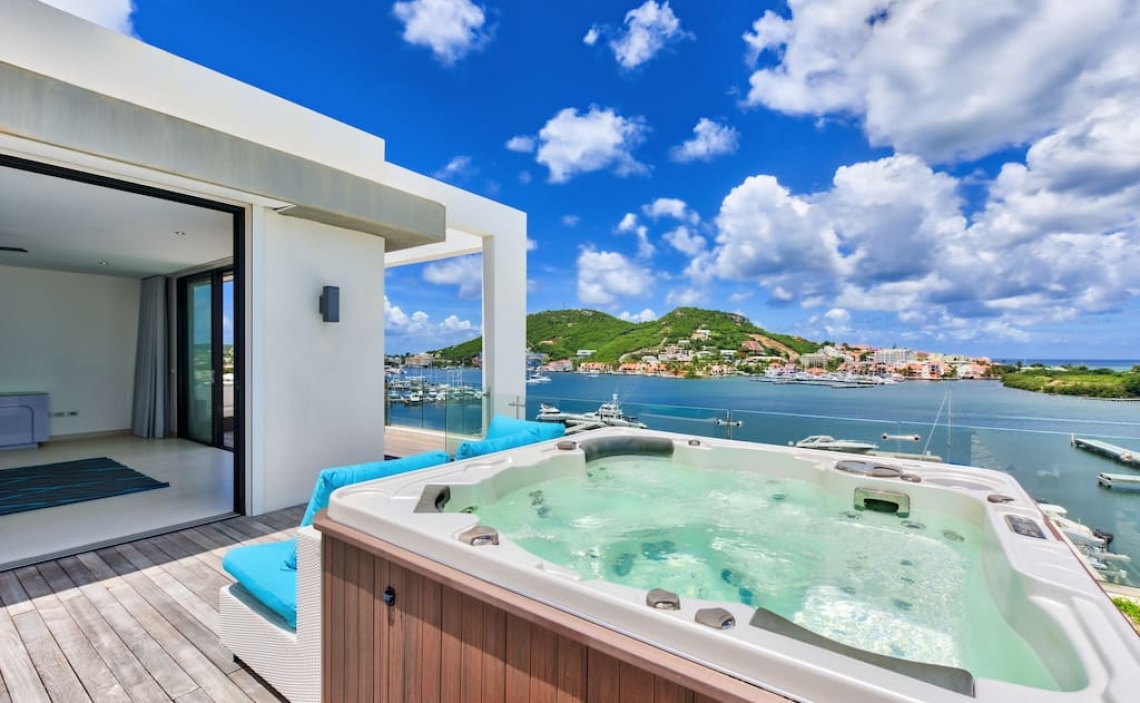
left=0, top=156, right=242, bottom=570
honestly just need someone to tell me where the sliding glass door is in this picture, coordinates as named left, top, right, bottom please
left=178, top=268, right=233, bottom=449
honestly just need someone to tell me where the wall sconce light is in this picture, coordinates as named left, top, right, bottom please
left=319, top=285, right=340, bottom=323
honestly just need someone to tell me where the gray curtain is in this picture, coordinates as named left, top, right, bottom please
left=131, top=276, right=167, bottom=438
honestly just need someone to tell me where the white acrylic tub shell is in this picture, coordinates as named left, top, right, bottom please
left=328, top=428, right=1140, bottom=703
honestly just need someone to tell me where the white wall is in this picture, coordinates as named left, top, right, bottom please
left=0, top=264, right=139, bottom=436
left=252, top=212, right=387, bottom=513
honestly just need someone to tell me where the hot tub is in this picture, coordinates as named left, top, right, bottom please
left=328, top=428, right=1140, bottom=702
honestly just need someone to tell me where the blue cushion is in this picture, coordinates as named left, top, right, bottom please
left=224, top=538, right=299, bottom=629
left=298, top=450, right=452, bottom=528
left=284, top=450, right=452, bottom=570
left=485, top=414, right=565, bottom=441
left=455, top=427, right=544, bottom=461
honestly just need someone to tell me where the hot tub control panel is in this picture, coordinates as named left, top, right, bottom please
left=1005, top=515, right=1047, bottom=540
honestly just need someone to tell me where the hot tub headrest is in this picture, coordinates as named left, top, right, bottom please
left=749, top=608, right=975, bottom=697
left=580, top=435, right=675, bottom=463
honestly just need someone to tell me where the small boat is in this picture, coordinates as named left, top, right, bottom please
left=526, top=371, right=552, bottom=385
left=535, top=394, right=647, bottom=432
left=794, top=435, right=878, bottom=453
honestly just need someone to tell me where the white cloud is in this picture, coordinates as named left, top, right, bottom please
left=526, top=238, right=538, bottom=251
left=385, top=296, right=480, bottom=351
left=518, top=170, right=532, bottom=184
left=561, top=214, right=581, bottom=227
left=535, top=106, right=649, bottom=183
left=695, top=142, right=1140, bottom=343
left=39, top=0, right=135, bottom=34
left=821, top=308, right=851, bottom=337
left=666, top=287, right=706, bottom=307
left=669, top=118, right=740, bottom=163
left=609, top=1, right=692, bottom=70
left=619, top=308, right=658, bottom=323
left=577, top=248, right=654, bottom=305
left=742, top=0, right=1140, bottom=162
left=663, top=225, right=706, bottom=257
left=583, top=26, right=600, bottom=46
left=423, top=254, right=482, bottom=298
left=392, top=0, right=493, bottom=66
left=642, top=197, right=698, bottom=224
left=614, top=213, right=654, bottom=259
left=433, top=155, right=473, bottom=181
left=505, top=135, right=535, bottom=153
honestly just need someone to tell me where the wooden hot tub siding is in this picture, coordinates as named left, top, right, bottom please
left=316, top=514, right=787, bottom=703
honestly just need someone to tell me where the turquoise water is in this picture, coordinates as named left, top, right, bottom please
left=468, top=455, right=1059, bottom=690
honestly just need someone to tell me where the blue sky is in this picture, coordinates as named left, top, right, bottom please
left=51, top=1, right=1140, bottom=359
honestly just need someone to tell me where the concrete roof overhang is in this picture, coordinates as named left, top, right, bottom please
left=0, top=62, right=445, bottom=252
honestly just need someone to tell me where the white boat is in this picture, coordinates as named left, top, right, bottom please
left=526, top=371, right=552, bottom=384
left=535, top=394, right=647, bottom=432
left=794, top=435, right=878, bottom=453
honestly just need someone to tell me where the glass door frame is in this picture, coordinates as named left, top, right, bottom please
left=177, top=267, right=230, bottom=450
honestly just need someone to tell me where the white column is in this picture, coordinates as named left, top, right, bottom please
left=481, top=222, right=528, bottom=424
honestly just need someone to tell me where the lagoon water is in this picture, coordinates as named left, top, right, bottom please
left=389, top=369, right=1140, bottom=582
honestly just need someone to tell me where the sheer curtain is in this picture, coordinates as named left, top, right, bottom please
left=131, top=276, right=167, bottom=438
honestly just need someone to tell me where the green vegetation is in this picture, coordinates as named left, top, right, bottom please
left=996, top=364, right=1140, bottom=399
left=432, top=307, right=822, bottom=366
left=1113, top=597, right=1140, bottom=628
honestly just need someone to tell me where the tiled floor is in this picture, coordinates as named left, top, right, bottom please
left=0, top=507, right=299, bottom=703
left=0, top=436, right=234, bottom=571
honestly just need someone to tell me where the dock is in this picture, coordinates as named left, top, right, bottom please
left=1098, top=473, right=1140, bottom=490
left=1072, top=436, right=1140, bottom=467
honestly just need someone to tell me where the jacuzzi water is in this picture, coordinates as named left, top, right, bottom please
left=463, top=455, right=1055, bottom=689
left=328, top=428, right=1140, bottom=703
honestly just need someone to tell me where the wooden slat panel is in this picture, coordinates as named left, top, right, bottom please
left=385, top=561, right=408, bottom=703
left=555, top=637, right=585, bottom=703
left=419, top=578, right=443, bottom=703
left=344, top=542, right=360, bottom=703
left=504, top=613, right=531, bottom=703
left=326, top=537, right=346, bottom=703
left=654, top=677, right=692, bottom=703
left=402, top=567, right=423, bottom=703
left=440, top=581, right=464, bottom=703
left=460, top=593, right=484, bottom=702
left=618, top=661, right=656, bottom=703
left=482, top=605, right=506, bottom=703
left=585, top=648, right=619, bottom=703
left=355, top=544, right=375, bottom=703
left=528, top=624, right=557, bottom=703
left=372, top=549, right=391, bottom=703
left=317, top=516, right=783, bottom=703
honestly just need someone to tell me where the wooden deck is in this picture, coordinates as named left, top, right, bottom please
left=0, top=507, right=304, bottom=703
left=383, top=425, right=451, bottom=458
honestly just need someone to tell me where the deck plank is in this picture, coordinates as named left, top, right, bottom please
left=0, top=608, right=51, bottom=703
left=0, top=510, right=298, bottom=703
left=11, top=609, right=93, bottom=703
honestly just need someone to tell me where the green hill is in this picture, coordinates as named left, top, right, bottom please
left=432, top=307, right=821, bottom=365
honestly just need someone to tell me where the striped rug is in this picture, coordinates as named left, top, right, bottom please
left=0, top=457, right=169, bottom=516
